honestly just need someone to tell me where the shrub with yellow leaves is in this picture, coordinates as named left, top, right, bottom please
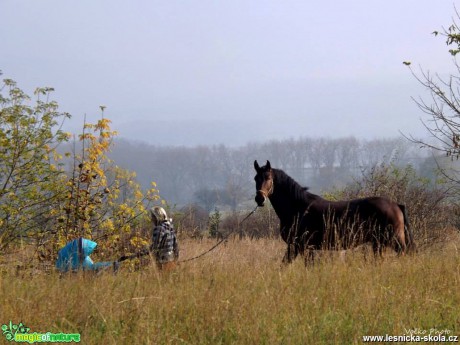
left=0, top=76, right=162, bottom=265
left=49, top=112, right=161, bottom=261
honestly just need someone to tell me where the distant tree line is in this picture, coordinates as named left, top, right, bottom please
left=107, top=137, right=437, bottom=212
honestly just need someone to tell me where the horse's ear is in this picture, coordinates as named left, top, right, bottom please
left=266, top=160, right=271, bottom=171
left=254, top=160, right=260, bottom=172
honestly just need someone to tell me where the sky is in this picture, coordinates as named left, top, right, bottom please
left=1, top=1, right=458, bottom=147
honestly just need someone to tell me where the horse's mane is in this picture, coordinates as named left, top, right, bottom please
left=272, top=168, right=320, bottom=203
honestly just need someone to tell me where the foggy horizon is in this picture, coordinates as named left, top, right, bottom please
left=1, top=1, right=457, bottom=147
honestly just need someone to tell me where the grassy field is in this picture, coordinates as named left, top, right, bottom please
left=1, top=237, right=460, bottom=344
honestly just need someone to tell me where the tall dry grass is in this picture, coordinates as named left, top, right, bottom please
left=1, top=237, right=460, bottom=344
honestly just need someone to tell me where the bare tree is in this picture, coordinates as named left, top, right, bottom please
left=405, top=11, right=460, bottom=185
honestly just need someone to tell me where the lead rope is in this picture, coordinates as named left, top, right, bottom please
left=178, top=205, right=259, bottom=263
left=116, top=205, right=260, bottom=265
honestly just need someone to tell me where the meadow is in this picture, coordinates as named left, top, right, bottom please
left=1, top=236, right=460, bottom=345
left=3, top=74, right=460, bottom=344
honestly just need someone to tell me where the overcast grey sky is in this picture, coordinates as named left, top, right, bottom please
left=1, top=1, right=457, bottom=146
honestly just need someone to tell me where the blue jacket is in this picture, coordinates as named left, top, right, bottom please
left=56, top=238, right=113, bottom=272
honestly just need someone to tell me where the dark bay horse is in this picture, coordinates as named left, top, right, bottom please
left=254, top=160, right=415, bottom=264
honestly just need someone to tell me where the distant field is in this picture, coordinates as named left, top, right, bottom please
left=1, top=237, right=459, bottom=344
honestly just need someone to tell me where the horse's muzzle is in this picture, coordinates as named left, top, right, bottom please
left=255, top=191, right=266, bottom=207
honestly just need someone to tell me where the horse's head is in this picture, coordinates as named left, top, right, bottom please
left=254, top=160, right=274, bottom=207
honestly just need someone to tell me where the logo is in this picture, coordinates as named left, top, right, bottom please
left=1, top=321, right=80, bottom=343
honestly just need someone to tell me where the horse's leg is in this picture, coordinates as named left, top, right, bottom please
left=372, top=241, right=384, bottom=261
left=393, top=233, right=406, bottom=256
left=362, top=244, right=373, bottom=262
left=281, top=245, right=291, bottom=264
left=304, top=248, right=315, bottom=266
left=280, top=222, right=298, bottom=265
left=282, top=243, right=297, bottom=264
left=393, top=221, right=407, bottom=256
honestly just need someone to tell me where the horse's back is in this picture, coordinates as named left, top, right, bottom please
left=347, top=196, right=401, bottom=216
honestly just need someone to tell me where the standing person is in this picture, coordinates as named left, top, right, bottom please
left=149, top=206, right=179, bottom=270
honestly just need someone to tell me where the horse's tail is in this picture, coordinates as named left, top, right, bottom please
left=398, top=204, right=416, bottom=254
